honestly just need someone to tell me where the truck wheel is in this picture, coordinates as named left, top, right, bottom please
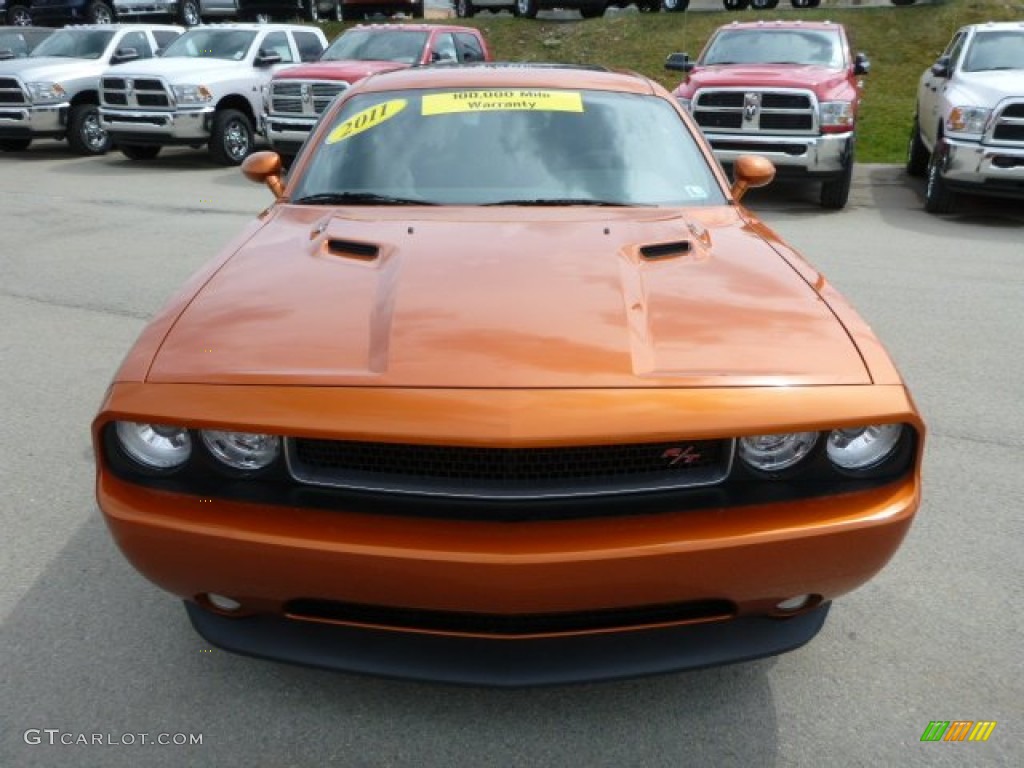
left=579, top=3, right=604, bottom=17
left=120, top=145, right=161, bottom=160
left=86, top=1, right=114, bottom=23
left=791, top=0, right=819, bottom=6
left=304, top=0, right=319, bottom=21
left=661, top=0, right=690, bottom=10
left=0, top=138, right=31, bottom=151
left=179, top=0, right=201, bottom=26
left=723, top=0, right=750, bottom=9
left=210, top=109, right=254, bottom=166
left=7, top=4, right=32, bottom=25
left=455, top=0, right=475, bottom=17
left=68, top=103, right=111, bottom=156
left=924, top=142, right=956, bottom=214
left=820, top=159, right=853, bottom=210
left=637, top=1, right=660, bottom=12
left=513, top=0, right=538, bottom=18
left=906, top=117, right=929, bottom=178
left=751, top=0, right=778, bottom=8
left=890, top=0, right=916, bottom=5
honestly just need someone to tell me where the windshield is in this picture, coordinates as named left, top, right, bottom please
left=160, top=29, right=257, bottom=61
left=291, top=88, right=725, bottom=207
left=962, top=31, right=1024, bottom=72
left=30, top=30, right=114, bottom=60
left=702, top=29, right=844, bottom=68
left=321, top=30, right=429, bottom=65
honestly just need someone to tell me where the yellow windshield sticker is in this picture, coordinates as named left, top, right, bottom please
left=326, top=99, right=407, bottom=144
left=422, top=90, right=584, bottom=116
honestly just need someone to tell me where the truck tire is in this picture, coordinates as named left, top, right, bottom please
left=7, top=4, right=32, bottom=25
left=637, top=1, right=660, bottom=12
left=67, top=103, right=111, bottom=156
left=179, top=0, right=201, bottom=26
left=120, top=145, right=161, bottom=160
left=751, top=0, right=778, bottom=8
left=820, top=159, right=853, bottom=210
left=86, top=1, right=115, bottom=23
left=906, top=117, right=929, bottom=178
left=723, top=0, right=750, bottom=9
left=455, top=0, right=475, bottom=17
left=791, top=0, right=820, bottom=6
left=210, top=109, right=254, bottom=166
left=0, top=138, right=31, bottom=151
left=662, top=0, right=690, bottom=10
left=513, top=0, right=538, bottom=18
left=924, top=142, right=956, bottom=214
left=579, top=3, right=604, bottom=17
left=304, top=0, right=319, bottom=21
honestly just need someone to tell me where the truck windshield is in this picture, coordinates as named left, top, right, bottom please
left=160, top=30, right=257, bottom=61
left=291, top=88, right=725, bottom=208
left=962, top=31, right=1024, bottom=72
left=703, top=29, right=844, bottom=69
left=321, top=30, right=429, bottom=65
left=30, top=30, right=114, bottom=60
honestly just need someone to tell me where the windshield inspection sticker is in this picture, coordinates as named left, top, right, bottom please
left=422, top=90, right=584, bottom=115
left=326, top=99, right=407, bottom=144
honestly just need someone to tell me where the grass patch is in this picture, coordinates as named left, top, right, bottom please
left=321, top=1, right=1024, bottom=162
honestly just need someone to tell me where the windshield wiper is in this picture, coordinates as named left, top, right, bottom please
left=483, top=198, right=643, bottom=207
left=291, top=192, right=437, bottom=206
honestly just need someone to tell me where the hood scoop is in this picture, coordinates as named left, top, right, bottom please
left=639, top=240, right=692, bottom=260
left=327, top=238, right=380, bottom=261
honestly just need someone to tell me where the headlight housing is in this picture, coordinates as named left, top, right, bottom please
left=827, top=424, right=903, bottom=471
left=201, top=430, right=281, bottom=471
left=738, top=432, right=818, bottom=473
left=819, top=101, right=854, bottom=129
left=26, top=81, right=66, bottom=104
left=115, top=422, right=192, bottom=470
left=172, top=84, right=213, bottom=105
left=946, top=106, right=991, bottom=135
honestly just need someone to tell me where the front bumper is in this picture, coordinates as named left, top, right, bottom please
left=263, top=113, right=315, bottom=156
left=939, top=136, right=1024, bottom=200
left=0, top=102, right=68, bottom=140
left=705, top=131, right=853, bottom=178
left=100, top=106, right=215, bottom=145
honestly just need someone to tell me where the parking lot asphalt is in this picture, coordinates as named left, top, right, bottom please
left=1, top=142, right=1021, bottom=767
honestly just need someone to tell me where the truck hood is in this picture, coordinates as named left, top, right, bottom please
left=147, top=206, right=870, bottom=388
left=108, top=57, right=264, bottom=83
left=0, top=56, right=102, bottom=80
left=947, top=70, right=1024, bottom=110
left=676, top=65, right=849, bottom=97
left=274, top=60, right=408, bottom=83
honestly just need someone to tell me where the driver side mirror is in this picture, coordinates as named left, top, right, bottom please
left=242, top=151, right=285, bottom=200
left=730, top=155, right=775, bottom=203
left=0, top=49, right=16, bottom=62
left=930, top=55, right=952, bottom=78
left=664, top=52, right=695, bottom=74
left=254, top=50, right=283, bottom=67
left=853, top=52, right=870, bottom=76
left=111, top=47, right=140, bottom=65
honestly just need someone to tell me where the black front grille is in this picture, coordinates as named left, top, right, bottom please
left=762, top=93, right=811, bottom=109
left=133, top=78, right=163, bottom=91
left=285, top=598, right=736, bottom=636
left=105, top=93, right=127, bottom=105
left=697, top=92, right=743, bottom=108
left=104, top=77, right=125, bottom=89
left=760, top=113, right=814, bottom=131
left=0, top=77, right=25, bottom=105
left=696, top=111, right=743, bottom=129
left=1000, top=103, right=1024, bottom=119
left=136, top=93, right=169, bottom=108
left=993, top=124, right=1024, bottom=142
left=287, top=437, right=732, bottom=499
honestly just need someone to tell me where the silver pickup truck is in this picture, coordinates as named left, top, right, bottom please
left=28, top=0, right=240, bottom=28
left=0, top=24, right=183, bottom=155
left=99, top=23, right=326, bottom=165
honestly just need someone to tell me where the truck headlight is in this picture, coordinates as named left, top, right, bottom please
left=819, top=101, right=854, bottom=128
left=26, top=81, right=66, bottom=104
left=172, top=84, right=213, bottom=105
left=946, top=106, right=991, bottom=136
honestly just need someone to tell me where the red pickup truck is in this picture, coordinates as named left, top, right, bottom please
left=263, top=24, right=492, bottom=159
left=666, top=21, right=869, bottom=209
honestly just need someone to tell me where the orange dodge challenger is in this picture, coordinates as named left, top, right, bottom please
left=93, top=64, right=924, bottom=686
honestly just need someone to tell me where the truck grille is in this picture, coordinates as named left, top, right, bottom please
left=286, top=437, right=733, bottom=499
left=0, top=77, right=26, bottom=105
left=991, top=100, right=1024, bottom=144
left=693, top=89, right=817, bottom=135
left=270, top=80, right=348, bottom=117
left=101, top=76, right=171, bottom=109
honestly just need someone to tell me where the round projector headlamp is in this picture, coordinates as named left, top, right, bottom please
left=738, top=431, right=818, bottom=472
left=827, top=424, right=903, bottom=471
left=201, top=430, right=280, bottom=471
left=115, top=422, right=192, bottom=469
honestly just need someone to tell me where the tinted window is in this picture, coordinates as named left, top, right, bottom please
left=161, top=30, right=257, bottom=61
left=321, top=30, right=429, bottom=65
left=31, top=30, right=115, bottom=60
left=962, top=31, right=1024, bottom=72
left=702, top=29, right=844, bottom=68
left=262, top=32, right=294, bottom=64
left=118, top=31, right=154, bottom=60
left=293, top=89, right=725, bottom=207
left=153, top=30, right=181, bottom=51
left=456, top=33, right=484, bottom=63
left=294, top=31, right=324, bottom=63
left=432, top=33, right=457, bottom=64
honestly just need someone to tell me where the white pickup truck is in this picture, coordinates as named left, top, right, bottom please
left=99, top=23, right=326, bottom=165
left=907, top=21, right=1024, bottom=213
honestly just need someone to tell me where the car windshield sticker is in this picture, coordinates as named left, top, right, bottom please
left=326, top=99, right=408, bottom=144
left=422, top=90, right=584, bottom=116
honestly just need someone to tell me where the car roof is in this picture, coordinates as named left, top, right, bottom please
left=715, top=20, right=844, bottom=32
left=60, top=24, right=185, bottom=31
left=963, top=21, right=1024, bottom=33
left=356, top=63, right=657, bottom=96
left=182, top=23, right=319, bottom=32
left=350, top=24, right=482, bottom=34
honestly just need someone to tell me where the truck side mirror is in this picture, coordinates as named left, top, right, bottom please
left=255, top=50, right=282, bottom=67
left=930, top=55, right=951, bottom=78
left=0, top=49, right=15, bottom=61
left=730, top=155, right=775, bottom=203
left=665, top=52, right=694, bottom=73
left=853, top=52, right=870, bottom=75
left=111, top=47, right=139, bottom=65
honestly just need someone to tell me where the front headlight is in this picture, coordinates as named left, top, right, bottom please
left=827, top=424, right=903, bottom=471
left=946, top=106, right=991, bottom=135
left=26, top=81, right=66, bottom=104
left=738, top=432, right=818, bottom=472
left=819, top=101, right=854, bottom=128
left=115, top=422, right=192, bottom=470
left=201, top=430, right=280, bottom=471
left=172, top=84, right=213, bottom=105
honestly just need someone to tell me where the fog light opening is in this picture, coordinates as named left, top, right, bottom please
left=774, top=594, right=820, bottom=615
left=203, top=593, right=243, bottom=614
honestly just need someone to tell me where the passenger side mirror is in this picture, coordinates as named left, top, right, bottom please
left=730, top=155, right=775, bottom=203
left=930, top=55, right=951, bottom=78
left=242, top=151, right=285, bottom=200
left=0, top=49, right=15, bottom=61
left=664, top=52, right=695, bottom=74
left=853, top=52, right=870, bottom=76
left=111, top=47, right=140, bottom=65
left=255, top=50, right=283, bottom=67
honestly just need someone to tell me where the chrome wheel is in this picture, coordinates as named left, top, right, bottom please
left=8, top=5, right=32, bottom=25
left=82, top=112, right=107, bottom=153
left=181, top=0, right=200, bottom=26
left=224, top=120, right=250, bottom=162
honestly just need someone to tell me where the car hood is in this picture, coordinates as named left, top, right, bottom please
left=274, top=60, right=408, bottom=82
left=947, top=70, right=1024, bottom=109
left=109, top=57, right=251, bottom=82
left=677, top=65, right=849, bottom=95
left=0, top=56, right=101, bottom=80
left=147, top=205, right=871, bottom=388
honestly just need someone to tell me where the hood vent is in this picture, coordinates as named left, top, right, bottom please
left=640, top=241, right=692, bottom=260
left=327, top=239, right=380, bottom=261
